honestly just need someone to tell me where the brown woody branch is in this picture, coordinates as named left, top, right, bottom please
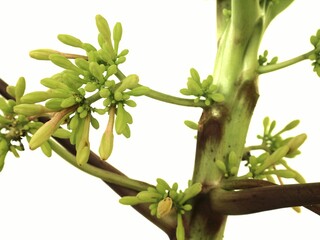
left=212, top=179, right=320, bottom=215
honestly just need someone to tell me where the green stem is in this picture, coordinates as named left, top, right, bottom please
left=86, top=91, right=101, bottom=104
left=48, top=138, right=150, bottom=191
left=258, top=50, right=314, bottom=74
left=115, top=70, right=206, bottom=107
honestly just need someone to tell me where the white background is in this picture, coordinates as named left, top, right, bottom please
left=1, top=0, right=320, bottom=239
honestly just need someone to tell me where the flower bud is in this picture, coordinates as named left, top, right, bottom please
left=15, top=77, right=26, bottom=102
left=20, top=91, right=51, bottom=103
left=95, top=15, right=112, bottom=46
left=76, top=146, right=90, bottom=166
left=49, top=54, right=82, bottom=74
left=113, top=22, right=122, bottom=54
left=29, top=49, right=60, bottom=60
left=14, top=104, right=51, bottom=116
left=157, top=197, right=173, bottom=218
left=57, top=34, right=83, bottom=48
left=29, top=107, right=75, bottom=150
left=99, top=107, right=115, bottom=160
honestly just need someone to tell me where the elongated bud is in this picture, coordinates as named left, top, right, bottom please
left=184, top=120, right=198, bottom=130
left=14, top=104, right=51, bottom=116
left=20, top=91, right=51, bottom=103
left=76, top=146, right=90, bottom=166
left=286, top=133, right=307, bottom=154
left=255, top=145, right=290, bottom=175
left=215, top=159, right=227, bottom=174
left=179, top=183, right=202, bottom=204
left=113, top=22, right=122, bottom=54
left=126, top=86, right=150, bottom=96
left=136, top=191, right=162, bottom=202
left=190, top=68, right=201, bottom=84
left=96, top=15, right=113, bottom=47
left=277, top=120, right=300, bottom=135
left=57, top=34, right=83, bottom=48
left=156, top=178, right=171, bottom=190
left=89, top=62, right=105, bottom=83
left=29, top=107, right=75, bottom=150
left=99, top=107, right=115, bottom=160
left=157, top=197, right=173, bottom=218
left=176, top=213, right=185, bottom=240
left=0, top=139, right=9, bottom=172
left=40, top=141, right=52, bottom=157
left=49, top=54, right=82, bottom=73
left=15, top=77, right=26, bottom=102
left=29, top=49, right=60, bottom=60
left=116, top=74, right=139, bottom=93
left=60, top=96, right=77, bottom=108
left=52, top=128, right=71, bottom=139
left=119, top=196, right=142, bottom=205
left=187, top=78, right=203, bottom=95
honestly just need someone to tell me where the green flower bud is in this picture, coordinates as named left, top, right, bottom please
left=15, top=77, right=26, bottom=102
left=216, top=159, right=227, bottom=174
left=210, top=93, right=225, bottom=102
left=118, top=49, right=129, bottom=57
left=286, top=133, right=307, bottom=154
left=136, top=191, right=162, bottom=202
left=57, top=34, right=83, bottom=48
left=29, top=107, right=75, bottom=150
left=75, top=58, right=90, bottom=71
left=76, top=145, right=90, bottom=166
left=99, top=88, right=111, bottom=98
left=115, top=56, right=126, bottom=65
left=98, top=49, right=114, bottom=64
left=125, top=100, right=136, bottom=107
left=190, top=68, right=201, bottom=84
left=179, top=183, right=202, bottom=204
left=29, top=49, right=60, bottom=60
left=116, top=74, right=139, bottom=93
left=180, top=88, right=192, bottom=96
left=113, top=22, right=122, bottom=54
left=60, top=96, right=77, bottom=108
left=255, top=145, right=290, bottom=175
left=99, top=107, right=115, bottom=160
left=45, top=98, right=64, bottom=111
left=156, top=178, right=171, bottom=191
left=40, top=140, right=52, bottom=157
left=106, top=65, right=118, bottom=77
left=20, top=91, right=51, bottom=103
left=89, top=62, right=105, bottom=83
left=49, top=54, right=82, bottom=73
left=187, top=78, right=203, bottom=96
left=6, top=85, right=15, bottom=98
left=176, top=213, right=185, bottom=240
left=13, top=104, right=51, bottom=116
left=201, top=75, right=213, bottom=90
left=95, top=15, right=113, bottom=47
left=119, top=196, right=142, bottom=205
left=184, top=120, right=198, bottom=130
left=52, top=128, right=71, bottom=139
left=126, top=86, right=150, bottom=96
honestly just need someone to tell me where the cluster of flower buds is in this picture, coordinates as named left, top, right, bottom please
left=119, top=178, right=202, bottom=240
left=244, top=117, right=306, bottom=184
left=309, top=29, right=320, bottom=77
left=0, top=78, right=72, bottom=171
left=258, top=50, right=278, bottom=66
left=180, top=68, right=224, bottom=106
left=9, top=15, right=151, bottom=165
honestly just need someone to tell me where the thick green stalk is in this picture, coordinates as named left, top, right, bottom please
left=187, top=1, right=261, bottom=239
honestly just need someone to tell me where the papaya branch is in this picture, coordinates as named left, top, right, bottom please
left=212, top=178, right=320, bottom=215
left=0, top=77, right=177, bottom=237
